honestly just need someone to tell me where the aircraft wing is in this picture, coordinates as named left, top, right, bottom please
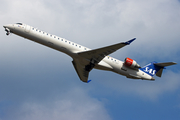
left=74, top=38, right=136, bottom=82
left=72, top=60, right=92, bottom=83
left=78, top=38, right=136, bottom=64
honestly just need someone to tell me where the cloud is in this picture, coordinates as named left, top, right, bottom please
left=1, top=0, right=180, bottom=100
left=2, top=0, right=180, bottom=50
left=1, top=0, right=180, bottom=96
left=99, top=70, right=180, bottom=101
left=1, top=0, right=180, bottom=119
left=4, top=88, right=111, bottom=120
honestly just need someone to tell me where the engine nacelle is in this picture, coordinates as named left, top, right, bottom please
left=124, top=57, right=141, bottom=69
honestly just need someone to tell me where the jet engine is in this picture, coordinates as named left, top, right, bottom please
left=124, top=57, right=141, bottom=69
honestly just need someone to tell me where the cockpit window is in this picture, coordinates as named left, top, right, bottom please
left=16, top=23, right=23, bottom=25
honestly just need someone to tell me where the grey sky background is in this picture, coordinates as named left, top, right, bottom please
left=0, top=0, right=180, bottom=120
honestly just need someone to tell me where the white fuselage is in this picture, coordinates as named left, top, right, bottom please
left=3, top=23, right=154, bottom=80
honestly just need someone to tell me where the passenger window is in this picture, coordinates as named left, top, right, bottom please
left=61, top=39, right=63, bottom=41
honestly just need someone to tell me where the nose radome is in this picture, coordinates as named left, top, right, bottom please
left=3, top=24, right=13, bottom=28
left=3, top=25, right=7, bottom=28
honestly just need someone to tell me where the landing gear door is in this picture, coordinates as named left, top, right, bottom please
left=25, top=25, right=31, bottom=33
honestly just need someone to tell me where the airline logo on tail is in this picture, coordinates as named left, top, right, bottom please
left=144, top=67, right=156, bottom=75
left=140, top=62, right=159, bottom=76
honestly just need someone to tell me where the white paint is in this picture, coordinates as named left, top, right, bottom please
left=3, top=23, right=155, bottom=82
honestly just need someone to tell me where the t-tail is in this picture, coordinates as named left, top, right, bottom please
left=140, top=62, right=177, bottom=78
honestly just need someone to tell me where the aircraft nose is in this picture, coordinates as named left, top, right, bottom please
left=3, top=24, right=13, bottom=29
left=3, top=24, right=14, bottom=35
left=3, top=25, right=7, bottom=28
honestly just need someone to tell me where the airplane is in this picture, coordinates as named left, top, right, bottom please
left=3, top=23, right=177, bottom=83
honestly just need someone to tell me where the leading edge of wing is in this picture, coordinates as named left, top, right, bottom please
left=78, top=38, right=136, bottom=63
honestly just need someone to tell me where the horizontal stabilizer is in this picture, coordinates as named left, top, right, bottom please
left=154, top=62, right=177, bottom=67
left=154, top=62, right=177, bottom=77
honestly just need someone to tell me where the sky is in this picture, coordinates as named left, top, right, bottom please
left=0, top=0, right=180, bottom=120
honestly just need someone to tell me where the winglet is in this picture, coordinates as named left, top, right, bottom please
left=87, top=80, right=92, bottom=83
left=124, top=38, right=136, bottom=45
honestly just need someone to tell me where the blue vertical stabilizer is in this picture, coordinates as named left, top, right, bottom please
left=140, top=62, right=176, bottom=77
